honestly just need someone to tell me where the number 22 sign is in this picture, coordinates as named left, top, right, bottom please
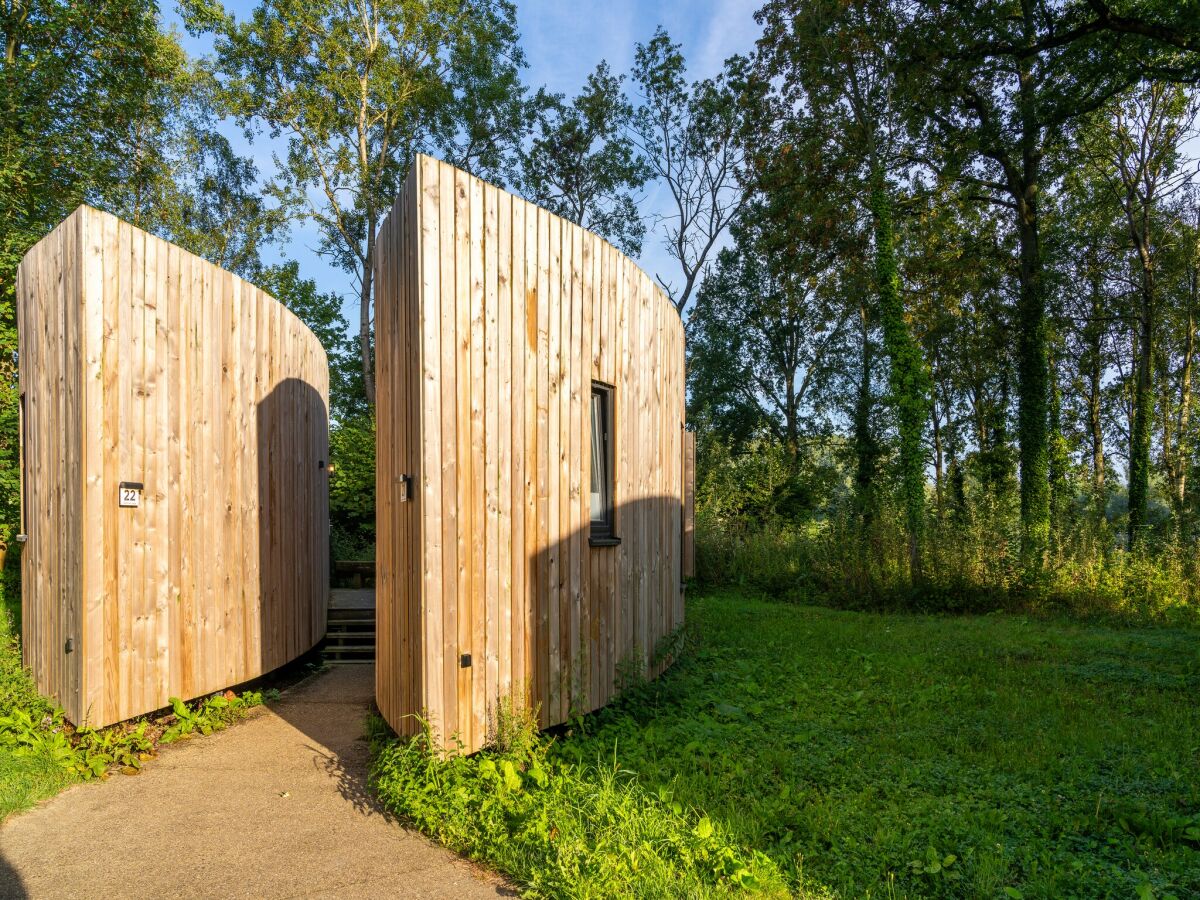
left=118, top=482, right=143, bottom=509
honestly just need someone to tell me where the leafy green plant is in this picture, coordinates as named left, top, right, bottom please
left=370, top=705, right=792, bottom=898
left=160, top=691, right=264, bottom=743
left=908, top=847, right=959, bottom=881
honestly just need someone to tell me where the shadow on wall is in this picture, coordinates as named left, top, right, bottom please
left=525, top=495, right=686, bottom=730
left=383, top=494, right=686, bottom=753
left=257, top=376, right=330, bottom=679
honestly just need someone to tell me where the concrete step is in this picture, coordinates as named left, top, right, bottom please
left=323, top=615, right=375, bottom=664
left=328, top=610, right=375, bottom=622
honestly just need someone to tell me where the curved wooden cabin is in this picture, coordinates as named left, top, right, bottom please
left=375, top=155, right=695, bottom=753
left=16, top=206, right=330, bottom=727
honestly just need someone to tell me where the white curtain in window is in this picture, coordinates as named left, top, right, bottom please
left=590, top=392, right=604, bottom=522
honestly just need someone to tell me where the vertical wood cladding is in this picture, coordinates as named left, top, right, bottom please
left=376, top=156, right=687, bottom=752
left=17, top=206, right=329, bottom=727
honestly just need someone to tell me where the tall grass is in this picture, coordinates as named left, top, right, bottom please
left=697, top=504, right=1200, bottom=625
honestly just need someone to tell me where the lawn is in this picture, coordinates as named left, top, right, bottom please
left=373, top=587, right=1200, bottom=899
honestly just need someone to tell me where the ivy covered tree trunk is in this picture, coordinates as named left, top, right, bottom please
left=1127, top=274, right=1155, bottom=550
left=853, top=302, right=879, bottom=530
left=870, top=167, right=930, bottom=581
left=1083, top=275, right=1107, bottom=518
left=1047, top=339, right=1070, bottom=547
left=1015, top=196, right=1050, bottom=566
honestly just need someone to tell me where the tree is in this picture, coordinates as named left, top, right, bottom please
left=1057, top=170, right=1124, bottom=515
left=516, top=62, right=650, bottom=257
left=99, top=50, right=285, bottom=281
left=1, top=0, right=174, bottom=542
left=756, top=0, right=932, bottom=577
left=257, top=261, right=366, bottom=421
left=900, top=0, right=1156, bottom=567
left=688, top=212, right=850, bottom=463
left=629, top=29, right=745, bottom=312
left=181, top=0, right=530, bottom=407
left=1157, top=188, right=1200, bottom=527
left=1079, top=81, right=1198, bottom=547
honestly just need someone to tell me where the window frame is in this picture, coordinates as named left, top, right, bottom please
left=589, top=381, right=618, bottom=546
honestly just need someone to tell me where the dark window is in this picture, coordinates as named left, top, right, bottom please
left=590, top=383, right=615, bottom=541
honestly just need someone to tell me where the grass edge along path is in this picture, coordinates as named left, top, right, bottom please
left=0, top=579, right=271, bottom=820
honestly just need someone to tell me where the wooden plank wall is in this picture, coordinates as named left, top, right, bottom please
left=15, top=212, right=85, bottom=722
left=375, top=166, right=424, bottom=738
left=376, top=156, right=687, bottom=752
left=16, top=206, right=330, bottom=727
left=683, top=430, right=695, bottom=579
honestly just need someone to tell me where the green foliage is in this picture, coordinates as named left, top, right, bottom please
left=698, top=505, right=1200, bottom=626
left=181, top=0, right=532, bottom=404
left=0, top=687, right=263, bottom=782
left=686, top=221, right=850, bottom=458
left=517, top=61, right=650, bottom=257
left=329, top=412, right=376, bottom=559
left=159, top=691, right=264, bottom=743
left=0, top=577, right=69, bottom=815
left=1, top=0, right=176, bottom=544
left=370, top=702, right=792, bottom=899
left=870, top=174, right=931, bottom=572
left=257, top=261, right=365, bottom=418
left=0, top=572, right=263, bottom=811
left=542, top=588, right=1200, bottom=898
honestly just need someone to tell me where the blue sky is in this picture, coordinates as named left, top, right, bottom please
left=157, top=0, right=763, bottom=328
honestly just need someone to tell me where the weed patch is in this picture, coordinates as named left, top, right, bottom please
left=369, top=701, right=797, bottom=899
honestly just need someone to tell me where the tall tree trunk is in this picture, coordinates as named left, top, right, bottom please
left=1013, top=172, right=1049, bottom=566
left=870, top=165, right=930, bottom=581
left=1177, top=285, right=1196, bottom=519
left=1012, top=183, right=1051, bottom=566
left=931, top=370, right=945, bottom=516
left=1161, top=297, right=1194, bottom=525
left=1011, top=11, right=1050, bottom=569
left=1047, top=339, right=1069, bottom=543
left=853, top=302, right=878, bottom=530
left=1127, top=247, right=1154, bottom=549
left=360, top=224, right=377, bottom=407
left=1085, top=277, right=1106, bottom=510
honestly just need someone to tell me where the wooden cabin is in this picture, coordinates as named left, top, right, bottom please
left=15, top=206, right=330, bottom=727
left=374, top=156, right=695, bottom=753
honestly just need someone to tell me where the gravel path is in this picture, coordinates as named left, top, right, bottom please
left=0, top=666, right=511, bottom=899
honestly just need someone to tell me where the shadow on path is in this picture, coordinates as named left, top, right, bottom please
left=0, top=666, right=510, bottom=899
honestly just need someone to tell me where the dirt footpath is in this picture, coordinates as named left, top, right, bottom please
left=0, top=665, right=511, bottom=899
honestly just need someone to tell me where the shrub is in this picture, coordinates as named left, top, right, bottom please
left=696, top=509, right=1200, bottom=625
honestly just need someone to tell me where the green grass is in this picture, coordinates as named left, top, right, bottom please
left=0, top=570, right=70, bottom=820
left=374, top=587, right=1200, bottom=898
left=370, top=701, right=793, bottom=899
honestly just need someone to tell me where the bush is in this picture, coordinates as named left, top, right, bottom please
left=696, top=508, right=1200, bottom=625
